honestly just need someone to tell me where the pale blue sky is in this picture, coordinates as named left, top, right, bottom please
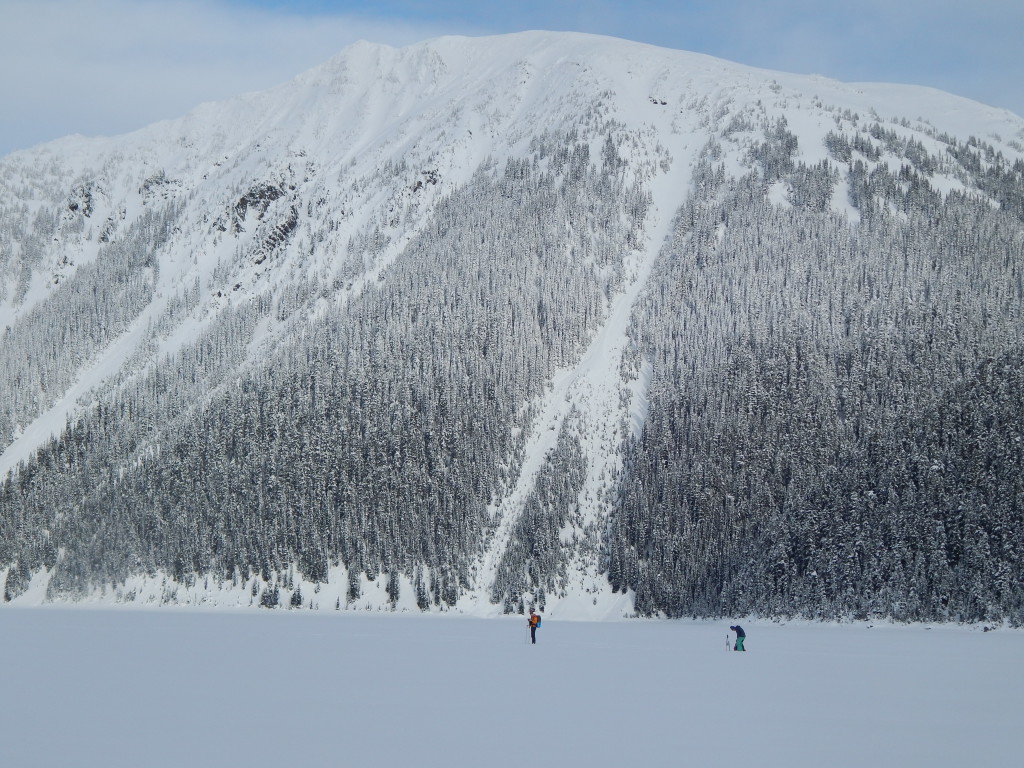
left=2, top=0, right=1021, bottom=156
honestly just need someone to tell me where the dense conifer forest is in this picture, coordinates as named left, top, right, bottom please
left=608, top=120, right=1024, bottom=623
left=0, top=127, right=651, bottom=608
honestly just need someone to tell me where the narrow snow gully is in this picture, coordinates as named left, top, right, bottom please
left=459, top=92, right=706, bottom=618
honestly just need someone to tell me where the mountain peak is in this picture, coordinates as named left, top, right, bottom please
left=1, top=31, right=1022, bottom=621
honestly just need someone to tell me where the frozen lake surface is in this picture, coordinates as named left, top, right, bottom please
left=0, top=607, right=1020, bottom=767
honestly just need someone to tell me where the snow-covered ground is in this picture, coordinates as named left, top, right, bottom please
left=0, top=608, right=1018, bottom=767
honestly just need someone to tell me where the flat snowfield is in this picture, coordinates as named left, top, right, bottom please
left=0, top=608, right=1019, bottom=767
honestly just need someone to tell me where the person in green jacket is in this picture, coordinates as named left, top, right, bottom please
left=730, top=625, right=746, bottom=651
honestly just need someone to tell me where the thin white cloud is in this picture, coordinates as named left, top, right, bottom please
left=0, top=0, right=472, bottom=155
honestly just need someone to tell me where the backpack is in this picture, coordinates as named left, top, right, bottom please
left=536, top=615, right=541, bottom=628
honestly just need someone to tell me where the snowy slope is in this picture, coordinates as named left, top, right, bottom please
left=1, top=32, right=1022, bottom=616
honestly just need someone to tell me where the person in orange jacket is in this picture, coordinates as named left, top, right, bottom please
left=528, top=609, right=541, bottom=644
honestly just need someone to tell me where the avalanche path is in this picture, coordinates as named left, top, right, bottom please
left=459, top=88, right=705, bottom=617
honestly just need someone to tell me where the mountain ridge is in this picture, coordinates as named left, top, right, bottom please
left=1, top=32, right=1022, bottom=621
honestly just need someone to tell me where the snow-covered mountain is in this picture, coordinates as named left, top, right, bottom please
left=1, top=32, right=1022, bottom=622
